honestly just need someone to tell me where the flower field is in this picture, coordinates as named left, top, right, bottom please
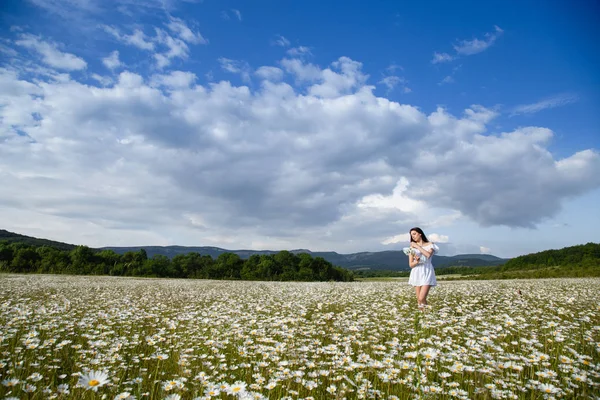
left=0, top=275, right=598, bottom=399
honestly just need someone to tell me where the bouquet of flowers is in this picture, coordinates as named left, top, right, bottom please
left=402, top=247, right=416, bottom=256
left=403, top=246, right=426, bottom=263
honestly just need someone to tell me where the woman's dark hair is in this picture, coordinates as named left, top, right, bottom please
left=409, top=227, right=428, bottom=243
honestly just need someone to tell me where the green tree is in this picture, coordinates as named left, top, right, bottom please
left=11, top=247, right=41, bottom=273
left=97, top=250, right=122, bottom=276
left=37, top=246, right=71, bottom=273
left=147, top=255, right=172, bottom=277
left=69, top=246, right=98, bottom=274
left=215, top=253, right=242, bottom=279
left=241, top=254, right=261, bottom=280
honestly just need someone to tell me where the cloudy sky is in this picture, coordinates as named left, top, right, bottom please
left=1, top=0, right=599, bottom=258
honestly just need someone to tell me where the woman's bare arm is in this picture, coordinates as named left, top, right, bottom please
left=409, top=252, right=420, bottom=268
left=412, top=242, right=434, bottom=259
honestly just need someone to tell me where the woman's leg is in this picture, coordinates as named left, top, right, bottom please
left=414, top=286, right=422, bottom=307
left=418, top=285, right=431, bottom=306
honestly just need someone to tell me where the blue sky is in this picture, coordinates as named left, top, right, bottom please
left=1, top=0, right=599, bottom=258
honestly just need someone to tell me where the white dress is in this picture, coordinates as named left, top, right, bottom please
left=406, top=243, right=438, bottom=287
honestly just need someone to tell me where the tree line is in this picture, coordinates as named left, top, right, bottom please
left=499, top=242, right=600, bottom=270
left=0, top=241, right=354, bottom=282
left=440, top=242, right=600, bottom=280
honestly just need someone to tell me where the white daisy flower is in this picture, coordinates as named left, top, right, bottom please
left=78, top=370, right=110, bottom=391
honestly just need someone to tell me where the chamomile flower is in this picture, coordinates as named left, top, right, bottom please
left=114, top=392, right=135, bottom=400
left=2, top=378, right=19, bottom=387
left=226, top=381, right=247, bottom=395
left=77, top=370, right=110, bottom=391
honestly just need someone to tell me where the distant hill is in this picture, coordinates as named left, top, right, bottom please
left=0, top=229, right=76, bottom=251
left=1, top=229, right=509, bottom=271
left=440, top=242, right=600, bottom=280
left=445, top=253, right=504, bottom=262
left=99, top=246, right=508, bottom=271
left=499, top=242, right=599, bottom=271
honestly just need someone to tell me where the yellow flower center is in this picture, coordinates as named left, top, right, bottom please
left=88, top=379, right=100, bottom=387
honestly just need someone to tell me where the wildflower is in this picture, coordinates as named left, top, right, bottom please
left=2, top=378, right=19, bottom=387
left=115, top=393, right=134, bottom=400
left=421, top=348, right=439, bottom=360
left=204, top=386, right=221, bottom=397
left=28, top=372, right=43, bottom=382
left=57, top=383, right=70, bottom=394
left=226, top=381, right=247, bottom=395
left=162, top=380, right=178, bottom=391
left=304, top=380, right=318, bottom=390
left=538, top=383, right=558, bottom=394
left=78, top=370, right=110, bottom=391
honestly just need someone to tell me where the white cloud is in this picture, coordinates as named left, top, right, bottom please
left=29, top=0, right=197, bottom=18
left=15, top=34, right=87, bottom=71
left=385, top=64, right=403, bottom=73
left=280, top=58, right=322, bottom=82
left=382, top=232, right=449, bottom=245
left=102, top=50, right=122, bottom=70
left=287, top=46, right=312, bottom=57
left=511, top=93, right=578, bottom=115
left=153, top=29, right=191, bottom=68
left=1, top=50, right=599, bottom=252
left=103, top=26, right=155, bottom=51
left=428, top=234, right=449, bottom=243
left=272, top=34, right=290, bottom=47
left=167, top=17, right=208, bottom=45
left=103, top=23, right=205, bottom=69
left=308, top=57, right=369, bottom=98
left=218, top=58, right=252, bottom=82
left=439, top=75, right=454, bottom=85
left=432, top=26, right=503, bottom=65
left=221, top=9, right=242, bottom=21
left=91, top=73, right=113, bottom=86
left=150, top=71, right=197, bottom=89
left=378, top=76, right=410, bottom=93
left=255, top=66, right=284, bottom=82
left=359, top=178, right=426, bottom=214
left=123, top=29, right=155, bottom=51
left=27, top=0, right=102, bottom=20
left=432, top=52, right=454, bottom=64
left=453, top=25, right=503, bottom=55
left=480, top=246, right=491, bottom=254
left=381, top=233, right=409, bottom=245
left=0, top=43, right=19, bottom=57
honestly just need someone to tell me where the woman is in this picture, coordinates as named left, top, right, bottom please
left=405, top=227, right=438, bottom=309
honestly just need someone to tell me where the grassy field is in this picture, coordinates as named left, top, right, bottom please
left=354, top=277, right=409, bottom=282
left=0, top=274, right=598, bottom=399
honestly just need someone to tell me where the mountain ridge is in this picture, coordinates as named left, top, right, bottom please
left=0, top=229, right=509, bottom=271
left=98, top=245, right=508, bottom=271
